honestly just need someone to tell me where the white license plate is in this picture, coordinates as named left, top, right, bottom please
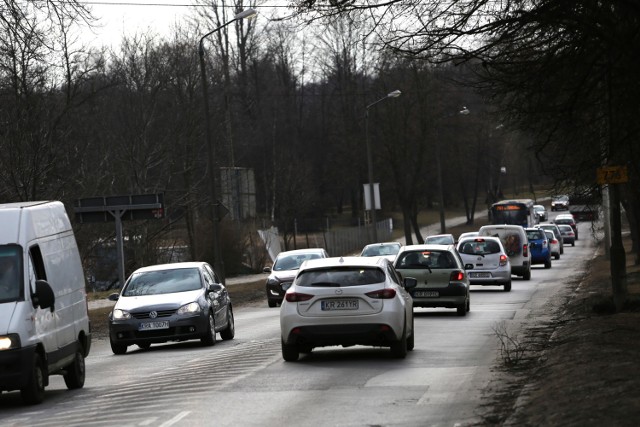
left=414, top=291, right=439, bottom=298
left=470, top=272, right=491, bottom=278
left=139, top=321, right=169, bottom=331
left=321, top=299, right=359, bottom=311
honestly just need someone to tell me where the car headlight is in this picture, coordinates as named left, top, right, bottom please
left=112, top=309, right=131, bottom=320
left=177, top=302, right=202, bottom=315
left=0, top=334, right=21, bottom=351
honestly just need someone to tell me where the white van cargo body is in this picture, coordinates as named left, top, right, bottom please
left=0, top=201, right=91, bottom=404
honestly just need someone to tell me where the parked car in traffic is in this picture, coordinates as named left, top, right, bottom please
left=551, top=195, right=570, bottom=211
left=360, top=242, right=402, bottom=262
left=536, top=223, right=564, bottom=255
left=457, top=236, right=512, bottom=291
left=280, top=256, right=417, bottom=361
left=544, top=230, right=561, bottom=260
left=108, top=261, right=234, bottom=354
left=264, top=248, right=329, bottom=307
left=394, top=244, right=471, bottom=316
left=533, top=204, right=548, bottom=222
left=554, top=215, right=578, bottom=240
left=525, top=228, right=552, bottom=269
left=478, top=224, right=532, bottom=280
left=557, top=224, right=576, bottom=246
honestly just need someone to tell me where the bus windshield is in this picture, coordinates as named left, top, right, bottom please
left=490, top=200, right=536, bottom=227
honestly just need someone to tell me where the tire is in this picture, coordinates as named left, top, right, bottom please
left=407, top=316, right=415, bottom=351
left=219, top=307, right=235, bottom=340
left=390, top=324, right=408, bottom=358
left=268, top=300, right=277, bottom=308
left=544, top=258, right=552, bottom=269
left=282, top=339, right=299, bottom=362
left=504, top=280, right=512, bottom=292
left=560, top=246, right=564, bottom=255
left=137, top=343, right=151, bottom=350
left=63, top=349, right=85, bottom=390
left=299, top=345, right=313, bottom=354
left=554, top=253, right=560, bottom=260
left=110, top=338, right=127, bottom=355
left=201, top=312, right=216, bottom=346
left=21, top=353, right=46, bottom=405
left=523, top=269, right=531, bottom=280
left=456, top=302, right=467, bottom=317
left=572, top=242, right=575, bottom=247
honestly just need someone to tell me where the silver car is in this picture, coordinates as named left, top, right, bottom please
left=280, top=256, right=417, bottom=361
left=457, top=236, right=512, bottom=291
left=394, top=245, right=471, bottom=316
left=108, top=262, right=234, bottom=354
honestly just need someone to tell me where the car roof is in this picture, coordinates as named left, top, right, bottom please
left=363, top=242, right=401, bottom=248
left=399, top=244, right=456, bottom=252
left=133, top=261, right=208, bottom=273
left=300, top=256, right=388, bottom=270
left=458, top=235, right=501, bottom=244
left=276, top=248, right=326, bottom=257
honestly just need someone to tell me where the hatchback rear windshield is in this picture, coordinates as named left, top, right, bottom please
left=395, top=250, right=456, bottom=269
left=296, top=267, right=385, bottom=287
left=555, top=218, right=574, bottom=225
left=123, top=268, right=202, bottom=296
left=526, top=230, right=546, bottom=240
left=459, top=240, right=501, bottom=255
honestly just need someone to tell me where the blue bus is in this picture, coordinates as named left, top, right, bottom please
left=489, top=199, right=537, bottom=227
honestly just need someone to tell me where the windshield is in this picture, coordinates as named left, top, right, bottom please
left=296, top=267, right=385, bottom=287
left=0, top=245, right=23, bottom=303
left=526, top=230, right=546, bottom=241
left=459, top=239, right=501, bottom=255
left=361, top=244, right=400, bottom=257
left=122, top=267, right=202, bottom=296
left=491, top=204, right=530, bottom=226
left=273, top=253, right=322, bottom=271
left=396, top=250, right=456, bottom=269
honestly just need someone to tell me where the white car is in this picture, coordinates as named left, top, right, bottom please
left=424, top=234, right=455, bottom=245
left=280, top=256, right=417, bottom=361
left=543, top=230, right=561, bottom=260
left=360, top=242, right=402, bottom=262
left=457, top=236, right=512, bottom=291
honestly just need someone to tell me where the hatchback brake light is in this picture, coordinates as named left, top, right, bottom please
left=499, top=254, right=508, bottom=266
left=523, top=243, right=528, bottom=257
left=285, top=292, right=313, bottom=302
left=449, top=270, right=465, bottom=282
left=366, top=288, right=396, bottom=299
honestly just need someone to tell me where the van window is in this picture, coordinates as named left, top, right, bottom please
left=29, top=245, right=48, bottom=281
left=0, top=245, right=23, bottom=303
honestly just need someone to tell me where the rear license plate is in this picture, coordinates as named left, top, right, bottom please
left=321, top=299, right=359, bottom=311
left=139, top=321, right=169, bottom=331
left=414, top=291, right=439, bottom=298
left=470, top=272, right=491, bottom=278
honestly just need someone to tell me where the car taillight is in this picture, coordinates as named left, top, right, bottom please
left=543, top=240, right=548, bottom=247
left=550, top=238, right=557, bottom=244
left=523, top=243, right=528, bottom=257
left=285, top=292, right=313, bottom=302
left=366, top=288, right=396, bottom=299
left=499, top=254, right=508, bottom=266
left=449, top=270, right=465, bottom=281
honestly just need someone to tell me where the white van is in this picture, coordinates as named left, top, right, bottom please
left=0, top=201, right=91, bottom=404
left=478, top=224, right=531, bottom=280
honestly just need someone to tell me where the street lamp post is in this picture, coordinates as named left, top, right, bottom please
left=437, top=106, right=470, bottom=233
left=199, top=8, right=256, bottom=284
left=365, top=89, right=402, bottom=242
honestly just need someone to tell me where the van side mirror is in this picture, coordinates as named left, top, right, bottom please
left=33, top=279, right=55, bottom=311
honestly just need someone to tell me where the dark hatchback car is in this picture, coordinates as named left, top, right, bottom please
left=108, top=262, right=234, bottom=354
left=525, top=228, right=552, bottom=269
left=264, top=248, right=329, bottom=307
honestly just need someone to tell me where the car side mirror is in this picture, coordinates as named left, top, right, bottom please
left=263, top=266, right=272, bottom=273
left=208, top=283, right=223, bottom=293
left=403, top=277, right=418, bottom=290
left=108, top=292, right=120, bottom=301
left=33, top=279, right=55, bottom=311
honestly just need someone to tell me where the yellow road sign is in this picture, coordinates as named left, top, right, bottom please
left=597, top=166, right=628, bottom=184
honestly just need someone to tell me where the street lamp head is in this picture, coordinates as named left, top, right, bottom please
left=459, top=106, right=470, bottom=115
left=387, top=90, right=402, bottom=98
left=234, top=8, right=258, bottom=20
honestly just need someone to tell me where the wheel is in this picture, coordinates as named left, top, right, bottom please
left=523, top=269, right=531, bottom=280
left=110, top=337, right=127, bottom=355
left=63, top=349, right=85, bottom=389
left=282, top=339, right=299, bottom=361
left=572, top=242, right=575, bottom=247
left=137, top=343, right=151, bottom=350
left=554, top=253, right=560, bottom=260
left=407, top=317, right=415, bottom=351
left=544, top=259, right=552, bottom=269
left=456, top=302, right=467, bottom=317
left=504, top=280, right=512, bottom=292
left=560, top=246, right=564, bottom=255
left=299, top=345, right=313, bottom=354
left=201, top=312, right=216, bottom=346
left=21, top=353, right=46, bottom=405
left=219, top=307, right=235, bottom=340
left=390, top=325, right=408, bottom=358
left=268, top=300, right=277, bottom=308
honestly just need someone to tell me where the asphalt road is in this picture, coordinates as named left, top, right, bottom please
left=0, top=211, right=595, bottom=427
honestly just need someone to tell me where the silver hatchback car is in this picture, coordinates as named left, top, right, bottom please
left=394, top=245, right=471, bottom=316
left=108, top=262, right=234, bottom=354
left=457, top=236, right=512, bottom=291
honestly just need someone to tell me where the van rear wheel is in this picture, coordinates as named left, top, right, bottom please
left=63, top=349, right=85, bottom=389
left=21, top=353, right=46, bottom=405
